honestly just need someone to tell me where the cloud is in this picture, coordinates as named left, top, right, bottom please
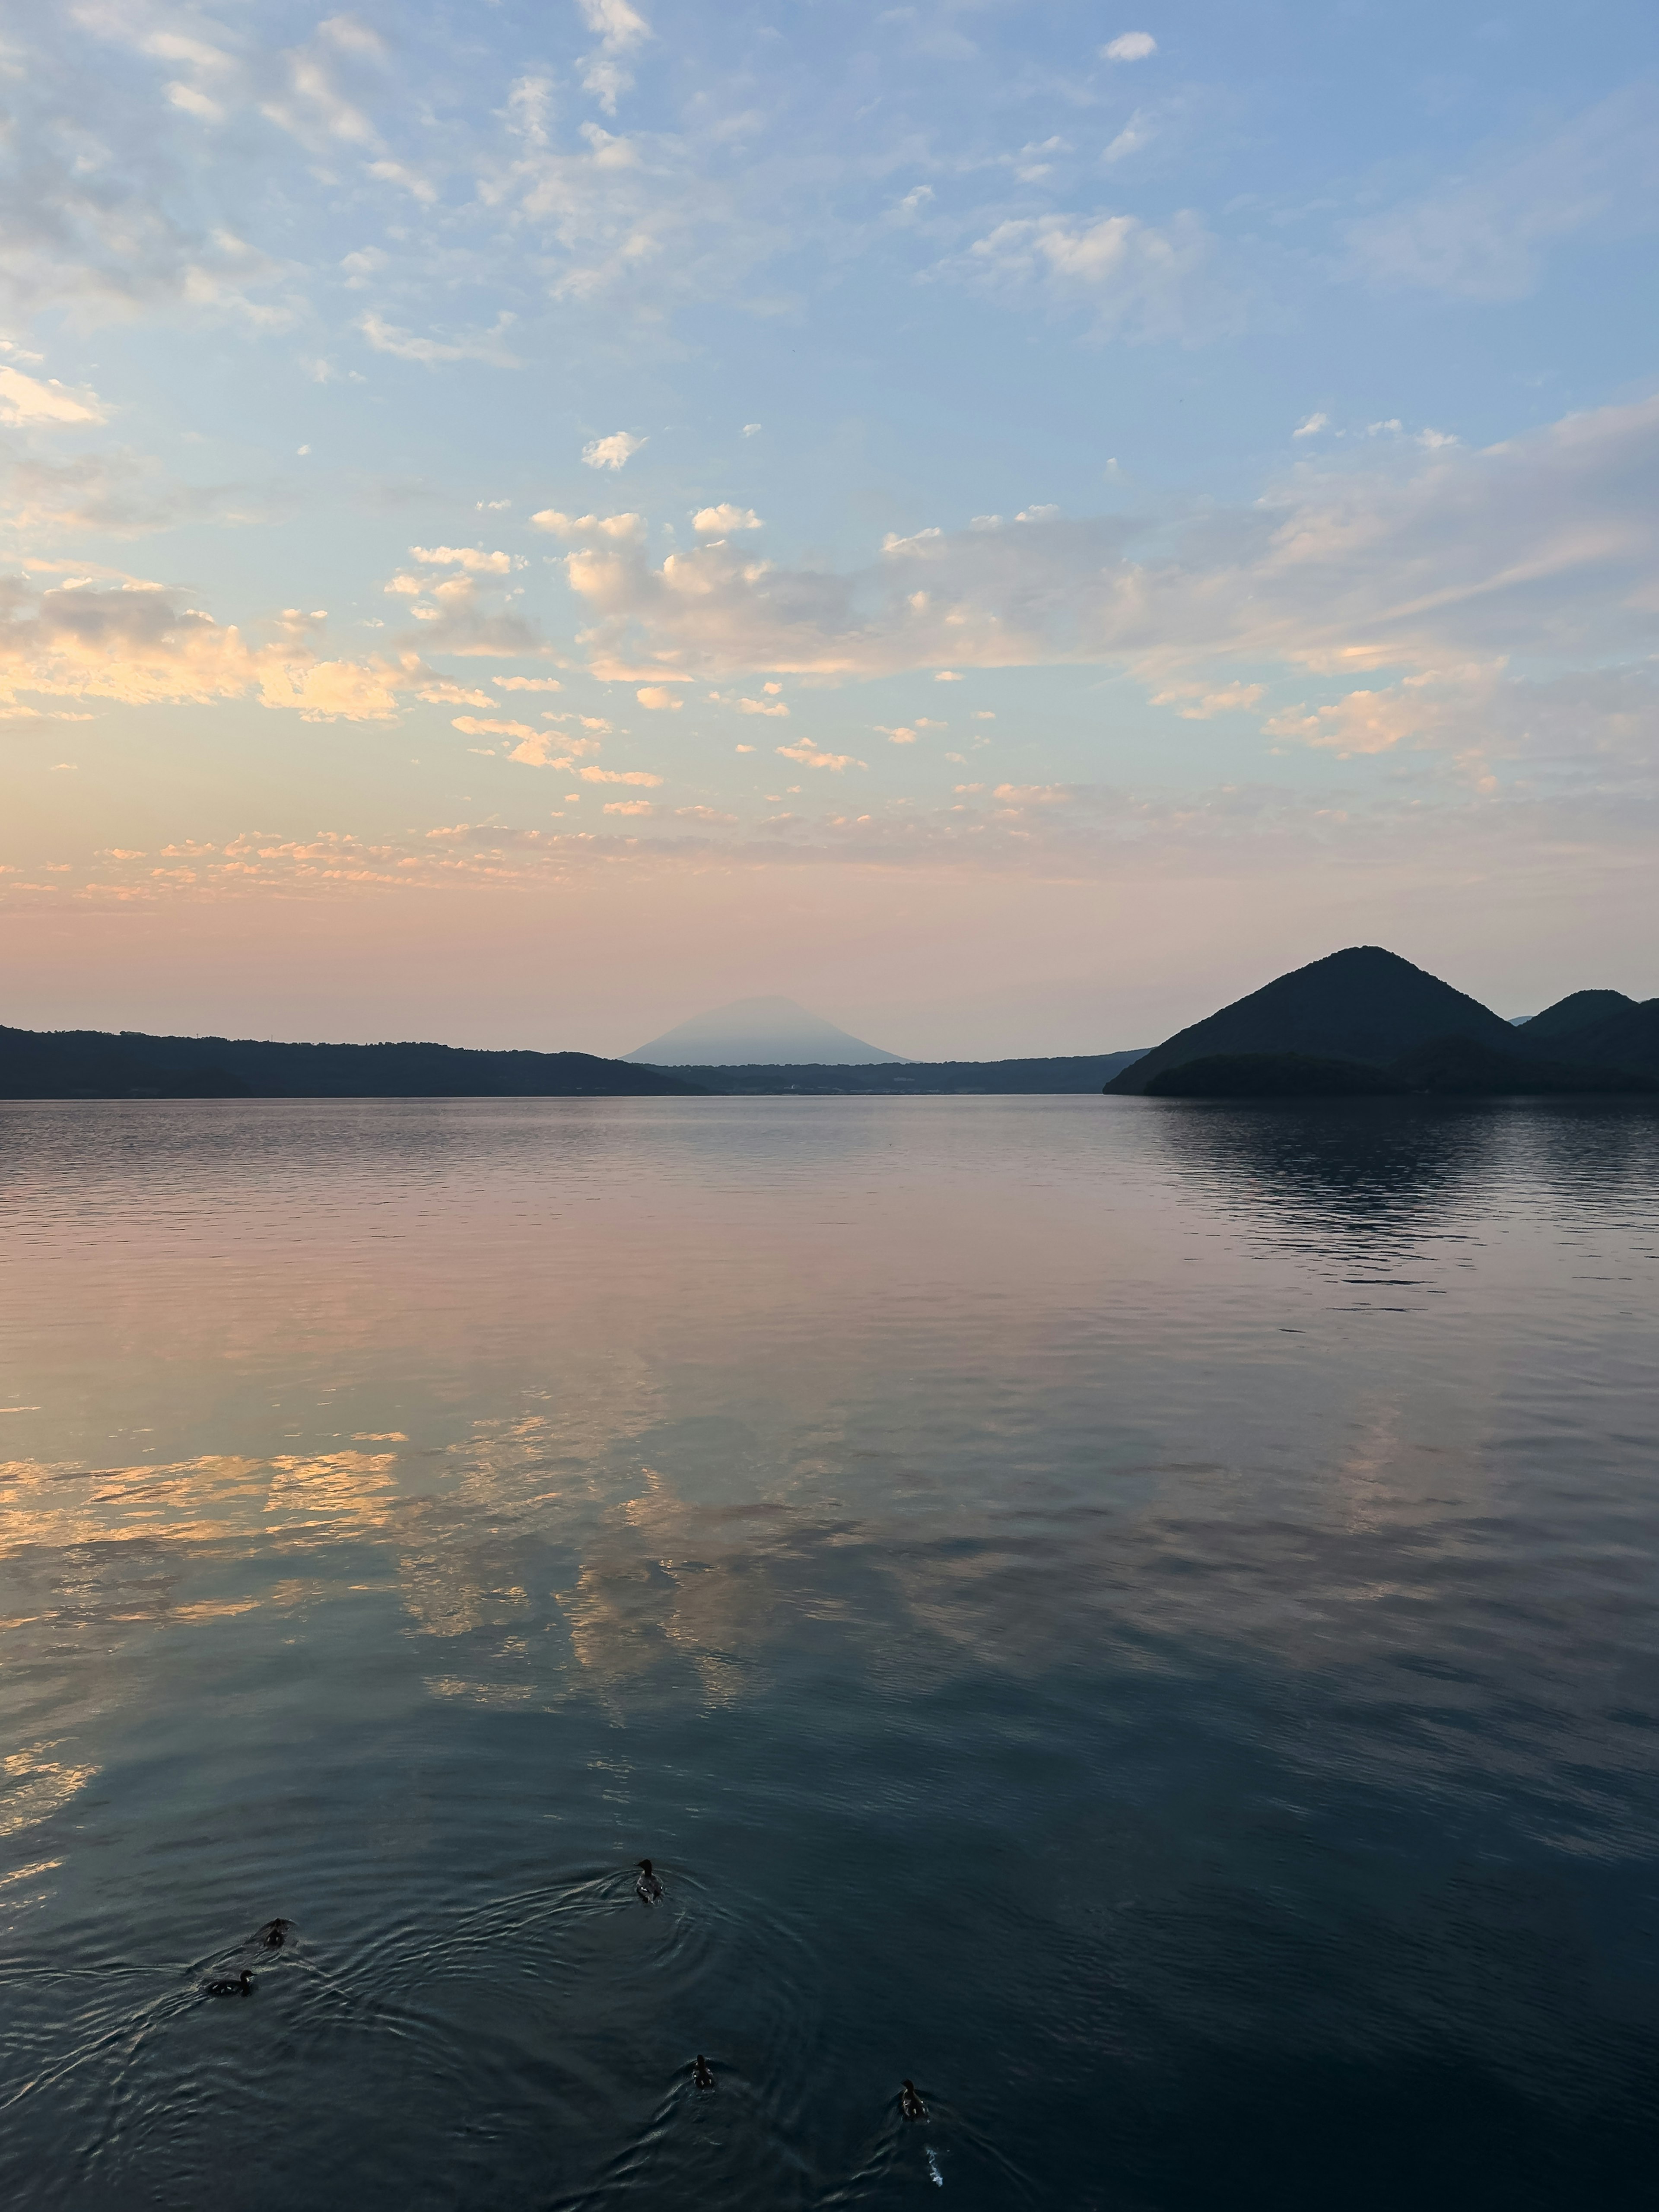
left=0, top=574, right=423, bottom=721
left=358, top=313, right=521, bottom=367
left=410, top=545, right=515, bottom=573
left=693, top=504, right=763, bottom=535
left=578, top=0, right=652, bottom=114
left=0, top=367, right=105, bottom=426
left=603, top=798, right=653, bottom=814
left=676, top=804, right=737, bottom=823
left=578, top=765, right=662, bottom=785
left=558, top=391, right=1659, bottom=690
left=583, top=432, right=646, bottom=471
left=950, top=209, right=1231, bottom=340
left=531, top=509, right=645, bottom=540
left=737, top=695, right=788, bottom=716
left=776, top=742, right=862, bottom=770
left=1151, top=681, right=1265, bottom=718
left=390, top=571, right=547, bottom=658
left=450, top=715, right=540, bottom=740
left=416, top=681, right=495, bottom=707
left=1347, top=86, right=1659, bottom=303
left=742, top=423, right=761, bottom=437
left=1103, top=114, right=1154, bottom=165
left=502, top=730, right=569, bottom=766
left=1103, top=33, right=1157, bottom=61
left=1293, top=413, right=1329, bottom=439
left=636, top=684, right=682, bottom=709
left=494, top=674, right=563, bottom=690
left=0, top=450, right=276, bottom=537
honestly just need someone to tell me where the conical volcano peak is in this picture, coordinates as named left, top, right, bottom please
left=626, top=995, right=904, bottom=1066
left=1107, top=944, right=1519, bottom=1093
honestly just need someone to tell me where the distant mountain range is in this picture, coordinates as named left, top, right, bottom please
left=0, top=1027, right=700, bottom=1100
left=627, top=995, right=903, bottom=1066
left=6, top=949, right=1653, bottom=1103
left=1106, top=949, right=1658, bottom=1098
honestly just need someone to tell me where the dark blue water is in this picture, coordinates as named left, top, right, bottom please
left=2, top=1096, right=1657, bottom=2209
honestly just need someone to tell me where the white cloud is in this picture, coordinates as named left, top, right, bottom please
left=1103, top=114, right=1153, bottom=164
left=935, top=670, right=963, bottom=681
left=494, top=674, right=563, bottom=691
left=953, top=210, right=1230, bottom=340
left=1151, top=680, right=1265, bottom=719
left=603, top=798, right=653, bottom=814
left=742, top=423, right=761, bottom=437
left=1348, top=86, right=1659, bottom=303
left=0, top=367, right=105, bottom=426
left=1103, top=33, right=1157, bottom=62
left=737, top=696, right=788, bottom=717
left=555, top=392, right=1659, bottom=693
left=578, top=0, right=652, bottom=114
left=692, top=504, right=763, bottom=535
left=531, top=509, right=645, bottom=540
left=451, top=715, right=539, bottom=740
left=636, top=684, right=682, bottom=709
left=0, top=574, right=434, bottom=721
left=358, top=313, right=521, bottom=367
left=579, top=765, right=662, bottom=785
left=410, top=545, right=515, bottom=574
left=776, top=742, right=862, bottom=770
left=1293, top=413, right=1329, bottom=439
left=503, top=730, right=568, bottom=766
left=583, top=431, right=646, bottom=470
left=416, top=681, right=495, bottom=707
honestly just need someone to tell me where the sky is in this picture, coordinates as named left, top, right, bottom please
left=3, top=0, right=1657, bottom=1058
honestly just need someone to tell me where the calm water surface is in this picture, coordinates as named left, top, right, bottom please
left=2, top=1096, right=1657, bottom=2209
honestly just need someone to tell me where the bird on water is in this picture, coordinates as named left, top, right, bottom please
left=256, top=1919, right=292, bottom=1948
left=205, top=1970, right=256, bottom=1997
left=636, top=1859, right=664, bottom=1904
left=692, top=2055, right=715, bottom=2091
left=899, top=2080, right=926, bottom=2122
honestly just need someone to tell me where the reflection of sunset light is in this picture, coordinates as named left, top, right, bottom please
left=1, top=1748, right=98, bottom=1840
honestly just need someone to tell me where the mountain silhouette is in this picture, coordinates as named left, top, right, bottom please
left=627, top=995, right=903, bottom=1066
left=1548, top=998, right=1659, bottom=1080
left=1106, top=947, right=1522, bottom=1094
left=0, top=1027, right=702, bottom=1100
left=1519, top=989, right=1636, bottom=1042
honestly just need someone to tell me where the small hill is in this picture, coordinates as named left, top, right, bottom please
left=1123, top=1035, right=1657, bottom=1100
left=1392, top=1035, right=1655, bottom=1095
left=1519, top=990, right=1637, bottom=1042
left=1106, top=946, right=1519, bottom=1094
left=627, top=995, right=903, bottom=1066
left=1550, top=999, right=1659, bottom=1080
left=0, top=1026, right=702, bottom=1100
left=1145, top=1053, right=1408, bottom=1098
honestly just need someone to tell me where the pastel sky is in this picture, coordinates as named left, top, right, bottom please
left=4, top=0, right=1657, bottom=1056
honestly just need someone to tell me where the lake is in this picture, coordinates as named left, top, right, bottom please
left=2, top=1095, right=1657, bottom=2209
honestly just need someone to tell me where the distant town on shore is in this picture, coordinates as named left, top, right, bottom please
left=3, top=947, right=1656, bottom=1100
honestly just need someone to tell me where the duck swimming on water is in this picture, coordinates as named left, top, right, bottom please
left=899, top=2080, right=927, bottom=2123
left=256, top=1919, right=292, bottom=1949
left=636, top=1859, right=664, bottom=1904
left=692, top=2055, right=715, bottom=2091
left=205, top=1970, right=256, bottom=1997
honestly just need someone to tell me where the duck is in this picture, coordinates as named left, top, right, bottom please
left=899, top=2079, right=926, bottom=2123
left=692, top=2055, right=715, bottom=2091
left=256, top=1919, right=292, bottom=1949
left=635, top=1859, right=664, bottom=1904
left=204, top=1970, right=256, bottom=1997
